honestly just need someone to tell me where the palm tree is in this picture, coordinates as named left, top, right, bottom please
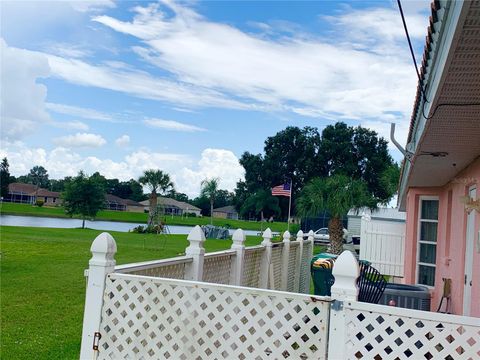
left=200, top=178, right=219, bottom=225
left=297, top=175, right=376, bottom=254
left=139, top=169, right=174, bottom=227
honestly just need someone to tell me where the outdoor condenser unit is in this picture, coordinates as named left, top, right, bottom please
left=379, top=283, right=431, bottom=311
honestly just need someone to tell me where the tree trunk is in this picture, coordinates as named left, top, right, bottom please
left=148, top=192, right=157, bottom=227
left=329, top=216, right=344, bottom=255
left=210, top=199, right=213, bottom=225
left=82, top=218, right=85, bottom=229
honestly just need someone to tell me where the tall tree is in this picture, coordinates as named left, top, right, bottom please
left=139, top=169, right=174, bottom=227
left=0, top=158, right=11, bottom=198
left=200, top=178, right=219, bottom=224
left=297, top=175, right=376, bottom=254
left=27, top=165, right=50, bottom=188
left=240, top=190, right=280, bottom=221
left=62, top=171, right=106, bottom=229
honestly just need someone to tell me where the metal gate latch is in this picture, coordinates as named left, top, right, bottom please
left=93, top=332, right=102, bottom=351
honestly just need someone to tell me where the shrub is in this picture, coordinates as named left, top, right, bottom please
left=130, top=224, right=164, bottom=234
left=35, top=200, right=44, bottom=207
left=186, top=212, right=197, bottom=217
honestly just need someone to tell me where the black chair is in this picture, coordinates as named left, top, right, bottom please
left=357, top=262, right=387, bottom=304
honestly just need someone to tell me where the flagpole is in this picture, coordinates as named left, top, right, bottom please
left=287, top=179, right=292, bottom=231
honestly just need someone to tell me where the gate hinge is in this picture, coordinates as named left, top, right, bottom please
left=331, top=300, right=343, bottom=311
left=93, top=332, right=102, bottom=351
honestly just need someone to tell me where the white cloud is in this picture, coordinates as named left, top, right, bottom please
left=91, top=1, right=428, bottom=124
left=51, top=120, right=89, bottom=131
left=43, top=43, right=92, bottom=59
left=115, top=135, right=130, bottom=147
left=1, top=142, right=243, bottom=198
left=46, top=102, right=115, bottom=122
left=53, top=132, right=107, bottom=148
left=178, top=149, right=244, bottom=197
left=144, top=118, right=206, bottom=132
left=0, top=39, right=51, bottom=140
left=69, top=0, right=116, bottom=13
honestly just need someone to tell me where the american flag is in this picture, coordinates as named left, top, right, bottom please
left=271, top=183, right=291, bottom=197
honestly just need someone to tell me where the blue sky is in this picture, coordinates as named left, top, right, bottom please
left=1, top=0, right=430, bottom=197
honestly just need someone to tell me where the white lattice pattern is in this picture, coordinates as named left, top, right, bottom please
left=286, top=243, right=299, bottom=292
left=299, top=241, right=312, bottom=294
left=125, top=262, right=187, bottom=279
left=242, top=247, right=263, bottom=288
left=344, top=301, right=480, bottom=360
left=203, top=252, right=233, bottom=284
left=98, top=274, right=330, bottom=359
left=271, top=244, right=283, bottom=290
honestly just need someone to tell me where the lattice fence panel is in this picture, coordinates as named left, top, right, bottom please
left=125, top=263, right=187, bottom=279
left=286, top=243, right=299, bottom=292
left=344, top=302, right=480, bottom=360
left=242, top=247, right=263, bottom=288
left=271, top=244, right=283, bottom=290
left=98, top=274, right=330, bottom=360
left=203, top=253, right=233, bottom=285
left=299, top=241, right=313, bottom=294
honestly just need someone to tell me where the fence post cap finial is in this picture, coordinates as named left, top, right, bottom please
left=262, top=228, right=272, bottom=245
left=187, top=225, right=206, bottom=242
left=308, top=230, right=314, bottom=236
left=232, top=228, right=246, bottom=246
left=332, top=250, right=359, bottom=278
left=283, top=230, right=291, bottom=242
left=90, top=232, right=117, bottom=266
left=296, top=230, right=304, bottom=237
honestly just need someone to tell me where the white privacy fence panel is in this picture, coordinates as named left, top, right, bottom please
left=203, top=251, right=234, bottom=285
left=242, top=246, right=263, bottom=288
left=97, top=273, right=331, bottom=360
left=360, top=217, right=405, bottom=277
left=344, top=301, right=480, bottom=360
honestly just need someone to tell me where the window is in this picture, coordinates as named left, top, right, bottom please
left=417, top=198, right=439, bottom=286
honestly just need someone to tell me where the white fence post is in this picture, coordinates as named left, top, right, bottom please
left=259, top=228, right=273, bottom=289
left=230, top=229, right=246, bottom=286
left=294, top=230, right=303, bottom=292
left=328, top=250, right=359, bottom=359
left=184, top=225, right=205, bottom=281
left=281, top=230, right=291, bottom=291
left=80, top=232, right=117, bottom=360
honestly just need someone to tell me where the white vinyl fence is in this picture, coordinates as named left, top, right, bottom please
left=360, top=214, right=405, bottom=277
left=80, top=230, right=480, bottom=360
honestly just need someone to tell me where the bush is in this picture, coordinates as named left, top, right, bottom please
left=186, top=212, right=197, bottom=217
left=35, top=200, right=44, bottom=207
left=130, top=224, right=164, bottom=234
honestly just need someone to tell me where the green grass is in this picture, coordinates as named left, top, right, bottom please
left=0, top=226, right=265, bottom=359
left=0, top=202, right=296, bottom=232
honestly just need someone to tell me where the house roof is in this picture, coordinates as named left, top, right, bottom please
left=398, top=0, right=480, bottom=210
left=8, top=183, right=60, bottom=197
left=105, top=194, right=143, bottom=207
left=213, top=205, right=238, bottom=214
left=140, top=196, right=200, bottom=211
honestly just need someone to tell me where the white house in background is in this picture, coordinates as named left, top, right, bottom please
left=140, top=196, right=202, bottom=217
left=212, top=205, right=239, bottom=220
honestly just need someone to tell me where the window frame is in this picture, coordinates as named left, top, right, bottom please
left=416, top=196, right=439, bottom=287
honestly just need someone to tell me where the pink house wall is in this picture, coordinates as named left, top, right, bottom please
left=404, top=158, right=480, bottom=316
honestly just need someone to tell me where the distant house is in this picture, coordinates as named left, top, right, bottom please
left=4, top=183, right=62, bottom=206
left=105, top=194, right=144, bottom=212
left=140, top=197, right=201, bottom=217
left=212, top=205, right=239, bottom=220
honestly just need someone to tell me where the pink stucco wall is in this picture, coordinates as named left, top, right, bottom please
left=404, top=158, right=480, bottom=316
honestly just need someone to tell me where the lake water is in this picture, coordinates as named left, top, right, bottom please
left=0, top=215, right=260, bottom=236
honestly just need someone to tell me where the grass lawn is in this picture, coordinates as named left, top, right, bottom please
left=0, top=202, right=296, bottom=233
left=0, top=226, right=265, bottom=359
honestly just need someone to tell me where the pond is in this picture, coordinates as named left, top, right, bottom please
left=0, top=215, right=260, bottom=236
